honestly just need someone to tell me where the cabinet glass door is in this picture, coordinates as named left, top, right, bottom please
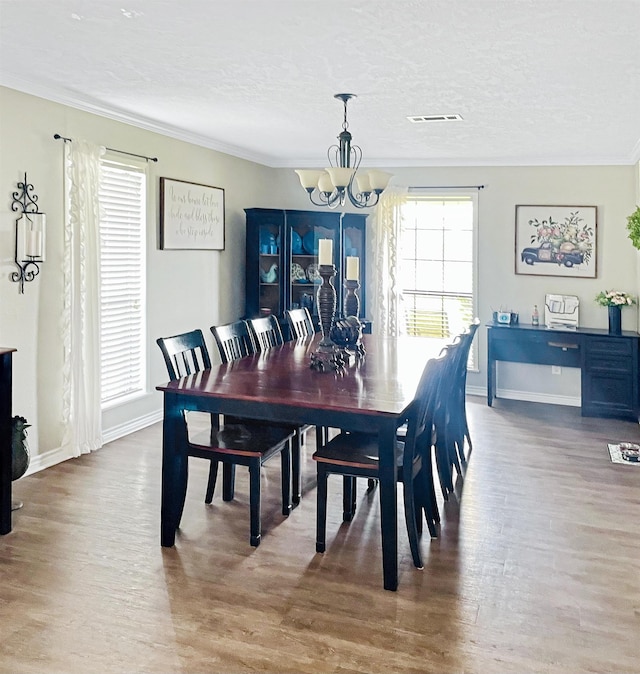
left=286, top=211, right=340, bottom=319
left=341, top=213, right=367, bottom=318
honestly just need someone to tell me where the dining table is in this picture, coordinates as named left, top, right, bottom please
left=156, top=333, right=442, bottom=591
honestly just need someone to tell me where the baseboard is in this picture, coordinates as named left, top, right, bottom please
left=466, top=384, right=580, bottom=407
left=24, top=409, right=163, bottom=476
left=102, top=409, right=163, bottom=445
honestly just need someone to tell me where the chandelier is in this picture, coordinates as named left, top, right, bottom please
left=295, top=93, right=392, bottom=209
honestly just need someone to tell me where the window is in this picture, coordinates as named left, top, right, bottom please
left=98, top=159, right=147, bottom=406
left=399, top=191, right=478, bottom=367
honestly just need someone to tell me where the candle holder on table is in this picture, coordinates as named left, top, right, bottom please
left=310, top=264, right=345, bottom=371
left=340, top=280, right=366, bottom=358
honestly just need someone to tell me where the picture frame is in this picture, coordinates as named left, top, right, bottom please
left=159, top=177, right=225, bottom=250
left=515, top=205, right=597, bottom=278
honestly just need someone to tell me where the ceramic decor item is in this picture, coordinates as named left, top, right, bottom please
left=306, top=263, right=322, bottom=283
left=303, top=231, right=319, bottom=255
left=291, top=262, right=307, bottom=282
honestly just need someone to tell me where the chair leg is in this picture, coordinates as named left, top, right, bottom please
left=316, top=466, right=328, bottom=553
left=292, top=430, right=301, bottom=507
left=222, top=464, right=236, bottom=501
left=204, top=460, right=218, bottom=504
left=342, top=476, right=356, bottom=522
left=421, top=454, right=439, bottom=537
left=249, top=461, right=261, bottom=547
left=402, top=478, right=424, bottom=569
left=281, top=440, right=292, bottom=517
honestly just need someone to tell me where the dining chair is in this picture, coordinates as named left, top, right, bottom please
left=157, top=329, right=295, bottom=546
left=449, top=318, right=480, bottom=465
left=285, top=307, right=315, bottom=340
left=211, top=318, right=304, bottom=507
left=313, top=354, right=445, bottom=569
left=156, top=329, right=218, bottom=504
left=211, top=319, right=256, bottom=363
left=429, top=321, right=479, bottom=497
left=247, top=314, right=317, bottom=505
left=247, top=315, right=284, bottom=351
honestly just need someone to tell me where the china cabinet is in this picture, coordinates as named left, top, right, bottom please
left=245, top=208, right=368, bottom=331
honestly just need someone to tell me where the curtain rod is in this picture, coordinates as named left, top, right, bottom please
left=409, top=184, right=485, bottom=190
left=53, top=134, right=158, bottom=163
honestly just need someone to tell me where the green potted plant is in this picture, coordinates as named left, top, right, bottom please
left=627, top=205, right=640, bottom=249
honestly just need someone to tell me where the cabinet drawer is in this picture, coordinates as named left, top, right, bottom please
left=490, top=330, right=581, bottom=367
left=585, top=336, right=633, bottom=358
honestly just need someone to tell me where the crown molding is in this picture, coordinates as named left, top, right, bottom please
left=3, top=77, right=638, bottom=169
left=1, top=77, right=279, bottom=167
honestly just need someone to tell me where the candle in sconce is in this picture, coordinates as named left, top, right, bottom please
left=26, top=231, right=42, bottom=258
left=318, top=238, right=333, bottom=266
left=345, top=256, right=359, bottom=281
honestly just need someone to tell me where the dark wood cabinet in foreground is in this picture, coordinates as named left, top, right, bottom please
left=487, top=322, right=639, bottom=420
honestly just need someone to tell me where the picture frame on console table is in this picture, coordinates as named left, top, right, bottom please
left=515, top=205, right=596, bottom=278
left=160, top=177, right=225, bottom=250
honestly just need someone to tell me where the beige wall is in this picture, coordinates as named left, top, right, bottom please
left=274, top=164, right=639, bottom=403
left=0, top=86, right=277, bottom=470
left=2, top=85, right=638, bottom=471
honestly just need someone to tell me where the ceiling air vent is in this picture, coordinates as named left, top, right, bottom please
left=407, top=114, right=463, bottom=123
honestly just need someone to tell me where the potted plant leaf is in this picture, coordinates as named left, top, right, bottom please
left=627, top=205, right=640, bottom=249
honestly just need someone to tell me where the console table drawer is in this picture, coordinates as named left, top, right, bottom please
left=491, top=330, right=581, bottom=367
left=585, top=336, right=633, bottom=358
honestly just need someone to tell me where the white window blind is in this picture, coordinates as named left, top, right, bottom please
left=98, top=160, right=147, bottom=406
left=400, top=192, right=478, bottom=368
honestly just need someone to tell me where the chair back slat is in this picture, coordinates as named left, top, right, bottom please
left=156, top=329, right=212, bottom=380
left=211, top=320, right=256, bottom=364
left=285, top=307, right=315, bottom=340
left=248, top=315, right=284, bottom=352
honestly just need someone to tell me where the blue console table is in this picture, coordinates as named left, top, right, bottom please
left=487, top=322, right=639, bottom=420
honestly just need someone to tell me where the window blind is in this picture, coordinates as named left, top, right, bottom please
left=98, top=160, right=146, bottom=405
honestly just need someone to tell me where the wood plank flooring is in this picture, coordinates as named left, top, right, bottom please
left=2, top=398, right=639, bottom=673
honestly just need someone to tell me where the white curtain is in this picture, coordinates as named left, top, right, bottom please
left=61, top=140, right=105, bottom=457
left=370, top=186, right=408, bottom=336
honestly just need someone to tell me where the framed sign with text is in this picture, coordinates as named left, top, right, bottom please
left=160, top=177, right=225, bottom=250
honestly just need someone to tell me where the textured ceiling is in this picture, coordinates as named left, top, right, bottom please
left=2, top=0, right=640, bottom=167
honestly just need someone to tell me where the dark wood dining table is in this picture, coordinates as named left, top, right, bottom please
left=156, top=333, right=440, bottom=591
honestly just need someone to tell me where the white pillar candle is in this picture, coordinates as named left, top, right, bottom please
left=26, top=230, right=40, bottom=257
left=318, top=238, right=333, bottom=265
left=345, top=256, right=359, bottom=281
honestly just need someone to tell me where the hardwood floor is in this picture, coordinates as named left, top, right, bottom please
left=2, top=398, right=640, bottom=673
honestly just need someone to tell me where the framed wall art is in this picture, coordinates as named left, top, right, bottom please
left=515, top=205, right=597, bottom=278
left=160, top=177, right=225, bottom=250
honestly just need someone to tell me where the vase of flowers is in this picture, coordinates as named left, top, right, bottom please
left=595, top=290, right=636, bottom=335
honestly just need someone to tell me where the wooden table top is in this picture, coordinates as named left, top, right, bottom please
left=157, top=334, right=444, bottom=419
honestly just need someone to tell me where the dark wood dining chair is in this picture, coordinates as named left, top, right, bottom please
left=313, top=354, right=445, bottom=569
left=156, top=329, right=218, bottom=504
left=247, top=314, right=316, bottom=505
left=157, top=329, right=295, bottom=546
left=449, top=318, right=480, bottom=465
left=285, top=307, right=315, bottom=340
left=211, top=318, right=303, bottom=507
left=211, top=319, right=256, bottom=363
left=247, top=315, right=284, bottom=351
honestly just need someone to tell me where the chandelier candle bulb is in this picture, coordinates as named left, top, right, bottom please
left=346, top=256, right=359, bottom=281
left=318, top=239, right=333, bottom=265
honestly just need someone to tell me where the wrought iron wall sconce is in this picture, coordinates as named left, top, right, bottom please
left=11, top=173, right=46, bottom=293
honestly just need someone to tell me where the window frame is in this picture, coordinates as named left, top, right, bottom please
left=400, top=188, right=479, bottom=371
